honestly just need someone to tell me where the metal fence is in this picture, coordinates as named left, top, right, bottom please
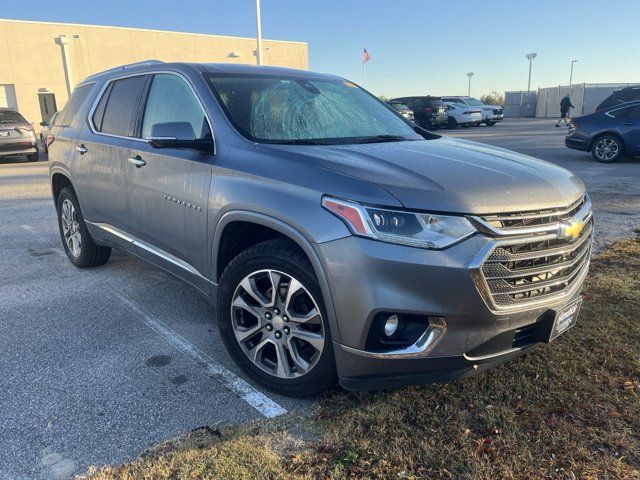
left=505, top=83, right=639, bottom=118
left=504, top=91, right=537, bottom=117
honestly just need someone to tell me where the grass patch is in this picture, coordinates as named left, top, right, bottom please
left=87, top=237, right=640, bottom=480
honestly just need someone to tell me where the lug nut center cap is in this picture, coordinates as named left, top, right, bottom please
left=272, top=316, right=284, bottom=331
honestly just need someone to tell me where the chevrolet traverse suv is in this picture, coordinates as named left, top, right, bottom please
left=48, top=61, right=592, bottom=396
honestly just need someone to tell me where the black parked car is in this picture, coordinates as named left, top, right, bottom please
left=391, top=96, right=448, bottom=129
left=565, top=99, right=640, bottom=163
left=596, top=86, right=640, bottom=111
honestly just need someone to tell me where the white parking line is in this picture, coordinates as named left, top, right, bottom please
left=111, top=290, right=287, bottom=419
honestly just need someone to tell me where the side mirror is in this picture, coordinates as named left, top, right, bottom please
left=147, top=122, right=211, bottom=151
left=39, top=121, right=48, bottom=127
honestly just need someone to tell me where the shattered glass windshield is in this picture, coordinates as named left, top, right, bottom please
left=206, top=74, right=422, bottom=145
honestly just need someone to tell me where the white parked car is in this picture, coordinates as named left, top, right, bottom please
left=443, top=103, right=482, bottom=129
left=442, top=96, right=504, bottom=126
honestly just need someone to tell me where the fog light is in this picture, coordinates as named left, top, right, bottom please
left=383, top=314, right=400, bottom=337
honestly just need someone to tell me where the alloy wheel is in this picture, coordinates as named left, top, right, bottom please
left=594, top=138, right=619, bottom=161
left=61, top=199, right=82, bottom=257
left=230, top=269, right=325, bottom=379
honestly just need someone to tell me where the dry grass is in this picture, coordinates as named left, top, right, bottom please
left=87, top=236, right=640, bottom=480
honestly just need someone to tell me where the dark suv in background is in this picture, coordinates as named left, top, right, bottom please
left=48, top=61, right=592, bottom=396
left=0, top=109, right=39, bottom=162
left=391, top=96, right=448, bottom=129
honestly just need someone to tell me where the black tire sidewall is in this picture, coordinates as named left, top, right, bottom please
left=448, top=117, right=458, bottom=129
left=217, top=241, right=336, bottom=396
left=57, top=188, right=94, bottom=267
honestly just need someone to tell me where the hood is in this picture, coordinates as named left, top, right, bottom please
left=257, top=137, right=584, bottom=215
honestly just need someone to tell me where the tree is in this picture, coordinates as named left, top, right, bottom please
left=479, top=91, right=504, bottom=106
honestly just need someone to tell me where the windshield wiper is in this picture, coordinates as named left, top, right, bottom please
left=267, top=139, right=332, bottom=145
left=350, top=135, right=411, bottom=144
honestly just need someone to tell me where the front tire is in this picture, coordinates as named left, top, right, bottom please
left=217, top=239, right=336, bottom=397
left=591, top=135, right=623, bottom=163
left=56, top=187, right=111, bottom=268
left=485, top=120, right=496, bottom=126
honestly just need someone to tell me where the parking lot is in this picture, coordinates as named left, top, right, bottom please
left=1, top=118, right=639, bottom=480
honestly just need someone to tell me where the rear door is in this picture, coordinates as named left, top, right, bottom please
left=620, top=104, right=640, bottom=154
left=127, top=72, right=213, bottom=289
left=76, top=74, right=150, bottom=238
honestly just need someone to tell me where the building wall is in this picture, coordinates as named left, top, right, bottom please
left=0, top=19, right=308, bottom=131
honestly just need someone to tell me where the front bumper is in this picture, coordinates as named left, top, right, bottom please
left=317, top=234, right=589, bottom=390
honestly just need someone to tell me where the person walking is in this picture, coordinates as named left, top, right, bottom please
left=555, top=93, right=574, bottom=127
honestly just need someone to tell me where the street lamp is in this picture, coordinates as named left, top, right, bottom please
left=255, top=0, right=263, bottom=65
left=569, top=59, right=578, bottom=89
left=466, top=72, right=474, bottom=96
left=525, top=52, right=537, bottom=93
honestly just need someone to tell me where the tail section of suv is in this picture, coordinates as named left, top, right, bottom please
left=391, top=96, right=448, bottom=129
left=48, top=61, right=592, bottom=396
left=0, top=109, right=39, bottom=162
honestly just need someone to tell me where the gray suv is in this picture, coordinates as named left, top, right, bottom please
left=48, top=61, right=593, bottom=396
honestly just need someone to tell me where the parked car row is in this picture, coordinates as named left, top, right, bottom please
left=387, top=95, right=503, bottom=130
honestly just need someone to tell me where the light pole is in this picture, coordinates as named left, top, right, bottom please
left=525, top=52, right=537, bottom=93
left=569, top=59, right=578, bottom=90
left=56, top=34, right=80, bottom=96
left=466, top=72, right=474, bottom=96
left=255, top=0, right=263, bottom=65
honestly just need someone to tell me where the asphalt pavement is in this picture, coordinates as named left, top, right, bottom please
left=1, top=118, right=638, bottom=479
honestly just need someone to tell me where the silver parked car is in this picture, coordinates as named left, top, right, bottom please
left=39, top=111, right=60, bottom=153
left=48, top=61, right=592, bottom=396
left=0, top=108, right=39, bottom=162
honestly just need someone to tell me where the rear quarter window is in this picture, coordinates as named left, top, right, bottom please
left=57, top=84, right=94, bottom=127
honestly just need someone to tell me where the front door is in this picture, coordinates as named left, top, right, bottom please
left=129, top=73, right=213, bottom=291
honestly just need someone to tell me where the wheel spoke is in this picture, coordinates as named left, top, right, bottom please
left=284, top=277, right=304, bottom=312
left=235, top=322, right=263, bottom=342
left=232, top=295, right=262, bottom=320
left=286, top=338, right=310, bottom=373
left=249, top=338, right=270, bottom=362
left=274, top=342, right=292, bottom=377
left=268, top=271, right=282, bottom=305
left=290, top=327, right=324, bottom=351
left=288, top=307, right=321, bottom=324
left=240, top=277, right=271, bottom=307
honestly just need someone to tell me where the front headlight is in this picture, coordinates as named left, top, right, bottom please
left=322, top=196, right=476, bottom=249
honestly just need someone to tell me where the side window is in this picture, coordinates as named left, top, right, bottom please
left=96, top=75, right=148, bottom=137
left=91, top=82, right=113, bottom=132
left=627, top=105, right=640, bottom=119
left=57, top=83, right=94, bottom=127
left=142, top=74, right=210, bottom=140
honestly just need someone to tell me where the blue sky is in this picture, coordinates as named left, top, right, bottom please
left=3, top=0, right=639, bottom=97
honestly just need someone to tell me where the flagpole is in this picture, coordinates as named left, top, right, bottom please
left=362, top=60, right=365, bottom=87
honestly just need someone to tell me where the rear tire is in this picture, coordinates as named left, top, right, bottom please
left=485, top=121, right=496, bottom=126
left=591, top=135, right=623, bottom=163
left=447, top=117, right=458, bottom=129
left=462, top=124, right=470, bottom=128
left=56, top=187, right=111, bottom=268
left=217, top=239, right=336, bottom=397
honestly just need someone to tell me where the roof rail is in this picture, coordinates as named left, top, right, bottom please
left=84, top=60, right=165, bottom=81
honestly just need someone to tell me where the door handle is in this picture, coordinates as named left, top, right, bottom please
left=76, top=145, right=87, bottom=155
left=127, top=155, right=146, bottom=168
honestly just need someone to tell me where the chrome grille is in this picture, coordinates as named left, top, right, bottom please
left=481, top=195, right=586, bottom=231
left=472, top=195, right=593, bottom=310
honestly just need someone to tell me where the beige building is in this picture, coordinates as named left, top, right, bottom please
left=0, top=18, right=308, bottom=132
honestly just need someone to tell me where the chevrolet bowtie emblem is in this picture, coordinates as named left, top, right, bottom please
left=558, top=220, right=584, bottom=240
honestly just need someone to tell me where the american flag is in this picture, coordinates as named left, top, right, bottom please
left=362, top=48, right=371, bottom=63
